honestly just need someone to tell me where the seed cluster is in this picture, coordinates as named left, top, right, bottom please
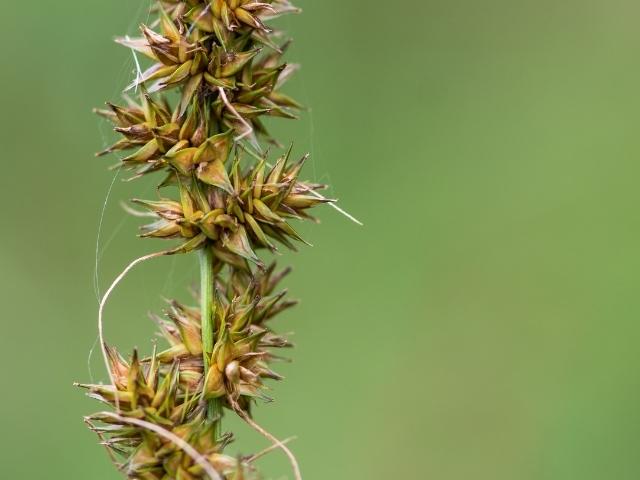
left=79, top=2, right=327, bottom=479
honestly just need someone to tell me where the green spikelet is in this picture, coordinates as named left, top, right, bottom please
left=78, top=2, right=330, bottom=479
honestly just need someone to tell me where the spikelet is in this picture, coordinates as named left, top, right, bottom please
left=131, top=148, right=333, bottom=264
left=79, top=1, right=328, bottom=479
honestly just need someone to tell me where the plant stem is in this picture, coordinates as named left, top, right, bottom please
left=199, top=247, right=222, bottom=435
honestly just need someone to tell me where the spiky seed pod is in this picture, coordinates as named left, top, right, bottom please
left=152, top=287, right=293, bottom=407
left=79, top=264, right=294, bottom=478
left=159, top=0, right=301, bottom=26
left=80, top=1, right=333, bottom=479
left=80, top=351, right=248, bottom=479
left=132, top=148, right=333, bottom=264
left=95, top=94, right=207, bottom=177
left=98, top=62, right=299, bottom=177
left=113, top=9, right=299, bottom=148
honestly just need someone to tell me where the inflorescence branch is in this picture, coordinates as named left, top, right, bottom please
left=77, top=2, right=335, bottom=479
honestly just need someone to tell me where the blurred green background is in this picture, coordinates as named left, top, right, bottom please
left=3, top=0, right=640, bottom=478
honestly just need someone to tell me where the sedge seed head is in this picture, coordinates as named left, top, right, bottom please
left=81, top=1, right=325, bottom=478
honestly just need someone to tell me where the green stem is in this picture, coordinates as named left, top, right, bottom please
left=199, top=247, right=222, bottom=435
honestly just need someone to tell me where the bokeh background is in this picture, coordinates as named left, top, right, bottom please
left=3, top=0, right=640, bottom=478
